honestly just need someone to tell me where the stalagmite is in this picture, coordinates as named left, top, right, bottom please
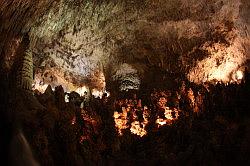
left=16, top=49, right=33, bottom=91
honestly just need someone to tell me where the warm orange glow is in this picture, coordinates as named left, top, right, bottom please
left=113, top=108, right=129, bottom=136
left=156, top=107, right=179, bottom=128
left=130, top=108, right=149, bottom=137
left=79, top=109, right=100, bottom=143
left=188, top=42, right=246, bottom=84
left=113, top=106, right=150, bottom=137
left=187, top=88, right=195, bottom=107
left=130, top=121, right=147, bottom=137
left=113, top=99, right=180, bottom=136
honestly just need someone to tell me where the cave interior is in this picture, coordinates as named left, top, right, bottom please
left=0, top=0, right=250, bottom=165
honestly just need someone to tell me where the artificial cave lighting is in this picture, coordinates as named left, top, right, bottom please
left=92, top=88, right=103, bottom=98
left=1, top=0, right=250, bottom=165
left=33, top=79, right=110, bottom=99
left=32, top=82, right=49, bottom=94
left=76, top=86, right=110, bottom=99
left=113, top=106, right=150, bottom=137
left=91, top=89, right=110, bottom=98
left=188, top=41, right=246, bottom=84
left=75, top=86, right=88, bottom=96
left=32, top=77, right=51, bottom=93
left=32, top=68, right=108, bottom=98
left=65, top=93, right=70, bottom=103
left=130, top=121, right=148, bottom=137
left=236, top=70, right=244, bottom=80
left=155, top=107, right=179, bottom=128
left=130, top=107, right=150, bottom=137
left=113, top=108, right=129, bottom=136
left=113, top=97, right=180, bottom=137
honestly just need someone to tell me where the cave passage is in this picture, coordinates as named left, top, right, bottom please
left=0, top=0, right=250, bottom=165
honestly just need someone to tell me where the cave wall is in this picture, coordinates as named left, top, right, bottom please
left=0, top=0, right=249, bottom=92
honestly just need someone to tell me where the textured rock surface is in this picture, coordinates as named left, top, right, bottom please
left=0, top=0, right=250, bottom=90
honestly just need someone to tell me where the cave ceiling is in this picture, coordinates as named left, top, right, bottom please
left=1, top=0, right=249, bottom=92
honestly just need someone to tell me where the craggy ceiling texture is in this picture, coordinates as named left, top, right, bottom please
left=0, top=0, right=249, bottom=92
